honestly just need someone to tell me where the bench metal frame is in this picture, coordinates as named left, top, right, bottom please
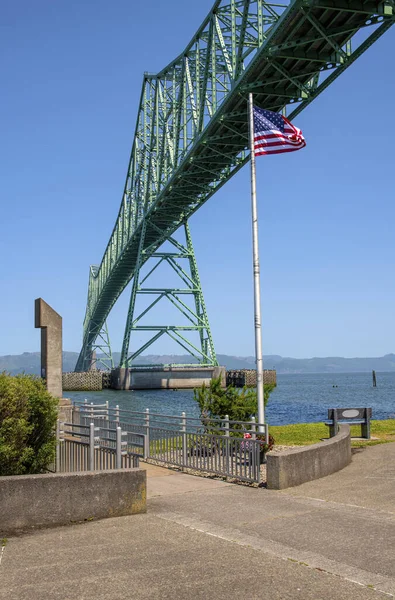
left=325, top=408, right=372, bottom=439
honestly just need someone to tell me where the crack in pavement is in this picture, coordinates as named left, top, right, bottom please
left=153, top=510, right=395, bottom=598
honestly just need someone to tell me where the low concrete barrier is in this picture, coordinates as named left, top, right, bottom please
left=266, top=424, right=351, bottom=490
left=0, top=468, right=146, bottom=536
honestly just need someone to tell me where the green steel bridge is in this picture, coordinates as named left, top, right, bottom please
left=75, top=0, right=394, bottom=372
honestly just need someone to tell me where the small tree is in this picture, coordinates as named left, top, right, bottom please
left=194, top=376, right=275, bottom=426
left=194, top=377, right=276, bottom=458
left=0, top=373, right=58, bottom=476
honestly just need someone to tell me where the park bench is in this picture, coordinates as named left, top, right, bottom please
left=325, top=408, right=372, bottom=439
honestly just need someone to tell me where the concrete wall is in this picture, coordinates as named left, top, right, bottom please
left=266, top=424, right=351, bottom=490
left=112, top=366, right=226, bottom=390
left=0, top=469, right=146, bottom=536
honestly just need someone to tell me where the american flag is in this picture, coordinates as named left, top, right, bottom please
left=253, top=106, right=306, bottom=156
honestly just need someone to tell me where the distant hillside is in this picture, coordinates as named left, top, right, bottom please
left=263, top=354, right=395, bottom=374
left=1, top=351, right=395, bottom=375
left=0, top=352, right=79, bottom=376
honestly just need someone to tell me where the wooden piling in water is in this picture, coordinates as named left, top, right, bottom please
left=372, top=370, right=377, bottom=387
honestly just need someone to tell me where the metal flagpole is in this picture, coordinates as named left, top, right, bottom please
left=248, top=93, right=265, bottom=433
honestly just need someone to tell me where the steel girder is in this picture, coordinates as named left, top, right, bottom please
left=78, top=320, right=114, bottom=372
left=75, top=0, right=394, bottom=372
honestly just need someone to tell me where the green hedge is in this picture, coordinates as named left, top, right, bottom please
left=0, top=373, right=58, bottom=476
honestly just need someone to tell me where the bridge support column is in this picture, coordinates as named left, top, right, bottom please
left=119, top=221, right=218, bottom=369
left=76, top=321, right=114, bottom=372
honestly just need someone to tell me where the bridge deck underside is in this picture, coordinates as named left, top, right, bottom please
left=78, top=0, right=393, bottom=363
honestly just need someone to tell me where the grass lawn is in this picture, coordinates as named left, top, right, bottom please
left=270, top=419, right=395, bottom=448
left=146, top=421, right=395, bottom=453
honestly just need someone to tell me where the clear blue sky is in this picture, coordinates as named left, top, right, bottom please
left=1, top=0, right=394, bottom=359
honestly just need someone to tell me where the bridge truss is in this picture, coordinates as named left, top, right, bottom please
left=75, top=0, right=394, bottom=372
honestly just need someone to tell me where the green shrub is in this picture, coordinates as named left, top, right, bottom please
left=194, top=376, right=275, bottom=427
left=0, top=372, right=58, bottom=476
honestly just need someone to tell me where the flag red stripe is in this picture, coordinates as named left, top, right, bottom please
left=254, top=133, right=299, bottom=143
left=255, top=139, right=307, bottom=148
left=255, top=141, right=306, bottom=155
left=255, top=139, right=305, bottom=149
left=255, top=139, right=306, bottom=149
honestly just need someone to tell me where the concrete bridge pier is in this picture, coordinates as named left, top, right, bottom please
left=111, top=366, right=226, bottom=390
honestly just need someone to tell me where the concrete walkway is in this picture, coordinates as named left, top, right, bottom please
left=1, top=444, right=394, bottom=599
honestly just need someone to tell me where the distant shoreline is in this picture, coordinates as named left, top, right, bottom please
left=1, top=351, right=395, bottom=377
left=276, top=370, right=395, bottom=375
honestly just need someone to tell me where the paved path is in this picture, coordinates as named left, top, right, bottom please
left=1, top=444, right=394, bottom=599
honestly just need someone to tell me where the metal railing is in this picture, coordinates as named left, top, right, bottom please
left=56, top=420, right=143, bottom=473
left=73, top=401, right=268, bottom=483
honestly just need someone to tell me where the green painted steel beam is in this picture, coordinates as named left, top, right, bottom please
left=78, top=320, right=114, bottom=372
left=75, top=0, right=394, bottom=372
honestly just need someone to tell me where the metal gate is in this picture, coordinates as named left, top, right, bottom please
left=74, top=402, right=268, bottom=484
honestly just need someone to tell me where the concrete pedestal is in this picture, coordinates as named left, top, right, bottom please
left=58, top=397, right=72, bottom=422
left=111, top=366, right=226, bottom=390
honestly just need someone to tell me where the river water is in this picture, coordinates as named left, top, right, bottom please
left=65, top=371, right=395, bottom=425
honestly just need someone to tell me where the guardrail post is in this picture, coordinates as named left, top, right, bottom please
left=181, top=412, right=187, bottom=468
left=105, top=400, right=109, bottom=422
left=143, top=434, right=149, bottom=460
left=115, top=404, right=120, bottom=426
left=251, top=416, right=256, bottom=439
left=90, top=402, right=94, bottom=422
left=224, top=415, right=230, bottom=476
left=116, top=426, right=122, bottom=469
left=145, top=408, right=150, bottom=458
left=224, top=415, right=230, bottom=437
left=72, top=404, right=80, bottom=426
left=251, top=416, right=258, bottom=481
left=81, top=399, right=88, bottom=425
left=89, top=422, right=95, bottom=471
left=56, top=419, right=62, bottom=473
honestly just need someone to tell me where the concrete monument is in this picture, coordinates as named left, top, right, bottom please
left=35, top=298, right=72, bottom=421
left=34, top=298, right=63, bottom=398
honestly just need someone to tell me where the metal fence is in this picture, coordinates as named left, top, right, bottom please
left=56, top=420, right=143, bottom=473
left=73, top=401, right=268, bottom=483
